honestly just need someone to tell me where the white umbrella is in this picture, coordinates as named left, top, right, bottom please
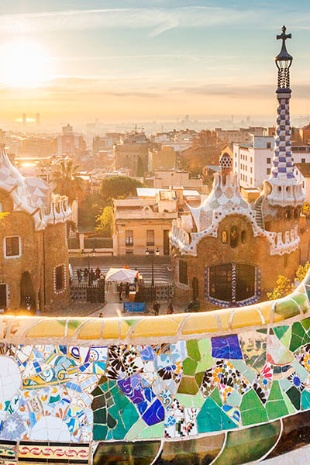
left=105, top=267, right=137, bottom=283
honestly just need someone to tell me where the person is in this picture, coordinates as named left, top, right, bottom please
left=99, top=312, right=103, bottom=318
left=167, top=302, right=174, bottom=314
left=153, top=301, right=160, bottom=316
left=95, top=266, right=101, bottom=280
left=77, top=268, right=82, bottom=283
left=119, top=282, right=123, bottom=301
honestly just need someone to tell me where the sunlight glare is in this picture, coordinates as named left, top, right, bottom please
left=0, top=40, right=52, bottom=88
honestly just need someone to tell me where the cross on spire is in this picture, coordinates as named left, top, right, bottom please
left=276, top=25, right=291, bottom=45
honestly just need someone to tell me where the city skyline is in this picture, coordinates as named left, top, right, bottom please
left=0, top=1, right=310, bottom=128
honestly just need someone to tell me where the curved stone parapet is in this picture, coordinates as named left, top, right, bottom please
left=0, top=273, right=310, bottom=464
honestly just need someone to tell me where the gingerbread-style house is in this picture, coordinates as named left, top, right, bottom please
left=0, top=145, right=71, bottom=313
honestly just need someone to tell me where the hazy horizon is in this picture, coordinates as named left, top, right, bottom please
left=0, top=1, right=309, bottom=128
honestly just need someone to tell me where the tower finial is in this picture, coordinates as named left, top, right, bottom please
left=275, top=25, right=293, bottom=90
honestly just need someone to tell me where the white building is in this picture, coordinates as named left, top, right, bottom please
left=234, top=135, right=310, bottom=193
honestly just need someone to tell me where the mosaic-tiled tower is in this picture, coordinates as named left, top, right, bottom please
left=265, top=26, right=304, bottom=207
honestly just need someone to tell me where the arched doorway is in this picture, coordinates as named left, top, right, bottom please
left=20, top=271, right=35, bottom=312
left=206, top=263, right=258, bottom=306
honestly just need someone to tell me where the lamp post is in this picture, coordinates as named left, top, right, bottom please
left=145, top=247, right=159, bottom=300
left=82, top=248, right=96, bottom=286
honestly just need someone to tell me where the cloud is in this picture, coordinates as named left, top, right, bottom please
left=0, top=6, right=265, bottom=37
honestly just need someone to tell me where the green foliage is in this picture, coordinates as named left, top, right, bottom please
left=267, top=275, right=294, bottom=300
left=100, top=176, right=145, bottom=205
left=96, top=206, right=113, bottom=237
left=78, top=193, right=105, bottom=230
left=51, top=158, right=85, bottom=203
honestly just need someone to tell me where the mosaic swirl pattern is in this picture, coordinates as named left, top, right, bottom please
left=0, top=276, right=310, bottom=463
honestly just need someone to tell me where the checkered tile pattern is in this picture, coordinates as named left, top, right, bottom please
left=271, top=97, right=295, bottom=179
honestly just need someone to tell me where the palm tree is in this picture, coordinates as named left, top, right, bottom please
left=51, top=158, right=85, bottom=203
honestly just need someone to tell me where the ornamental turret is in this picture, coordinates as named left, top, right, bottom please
left=262, top=26, right=304, bottom=207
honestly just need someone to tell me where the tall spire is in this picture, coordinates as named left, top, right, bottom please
left=265, top=26, right=304, bottom=206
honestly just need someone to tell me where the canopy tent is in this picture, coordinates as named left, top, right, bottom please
left=105, top=267, right=137, bottom=283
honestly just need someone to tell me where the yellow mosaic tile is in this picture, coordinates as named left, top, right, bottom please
left=119, top=318, right=138, bottom=339
left=182, top=312, right=219, bottom=335
left=25, top=319, right=66, bottom=338
left=230, top=307, right=264, bottom=329
left=102, top=318, right=120, bottom=339
left=66, top=319, right=86, bottom=337
left=216, top=309, right=233, bottom=331
left=77, top=320, right=102, bottom=339
left=129, top=315, right=181, bottom=339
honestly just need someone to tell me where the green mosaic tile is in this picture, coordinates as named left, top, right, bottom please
left=273, top=325, right=289, bottom=341
left=186, top=339, right=201, bottom=361
left=278, top=377, right=291, bottom=391
left=121, top=402, right=139, bottom=431
left=183, top=357, right=198, bottom=376
left=302, top=317, right=310, bottom=331
left=290, top=322, right=309, bottom=351
left=282, top=390, right=297, bottom=415
left=196, top=398, right=237, bottom=433
left=213, top=421, right=281, bottom=465
left=178, top=375, right=199, bottom=395
left=227, top=391, right=242, bottom=408
left=268, top=381, right=283, bottom=401
left=240, top=390, right=268, bottom=426
left=291, top=293, right=308, bottom=312
left=210, top=387, right=222, bottom=407
left=266, top=399, right=289, bottom=420
left=176, top=391, right=205, bottom=409
left=198, top=337, right=211, bottom=355
left=275, top=299, right=300, bottom=319
left=195, top=371, right=204, bottom=387
left=196, top=356, right=214, bottom=374
left=286, top=386, right=301, bottom=410
left=138, top=422, right=164, bottom=439
left=301, top=390, right=310, bottom=410
left=231, top=360, right=256, bottom=383
left=93, top=407, right=107, bottom=424
left=292, top=360, right=309, bottom=382
left=93, top=424, right=108, bottom=441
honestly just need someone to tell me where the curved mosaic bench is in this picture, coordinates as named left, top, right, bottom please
left=1, top=275, right=310, bottom=464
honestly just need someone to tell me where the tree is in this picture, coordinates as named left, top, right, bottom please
left=96, top=206, right=113, bottom=236
left=51, top=158, right=85, bottom=203
left=100, top=176, right=145, bottom=205
left=295, top=262, right=310, bottom=283
left=267, top=275, right=294, bottom=300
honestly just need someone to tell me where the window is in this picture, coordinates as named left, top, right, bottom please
left=267, top=168, right=271, bottom=175
left=302, top=158, right=306, bottom=163
left=267, top=142, right=271, bottom=149
left=179, top=260, right=188, bottom=285
left=230, top=227, right=238, bottom=248
left=146, top=230, right=155, bottom=246
left=125, top=230, right=133, bottom=246
left=267, top=158, right=271, bottom=164
left=241, top=230, right=246, bottom=243
left=5, top=236, right=21, bottom=257
left=55, top=264, right=65, bottom=291
left=221, top=230, right=228, bottom=243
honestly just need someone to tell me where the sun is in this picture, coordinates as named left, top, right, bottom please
left=0, top=39, right=52, bottom=88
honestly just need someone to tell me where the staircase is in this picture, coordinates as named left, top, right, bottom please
left=253, top=196, right=264, bottom=229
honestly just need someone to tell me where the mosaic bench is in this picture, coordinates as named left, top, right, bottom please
left=1, top=275, right=310, bottom=464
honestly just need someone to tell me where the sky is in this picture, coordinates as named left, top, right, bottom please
left=0, top=1, right=309, bottom=128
